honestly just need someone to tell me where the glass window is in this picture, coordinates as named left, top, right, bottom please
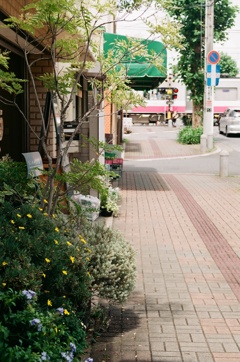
left=233, top=110, right=240, bottom=117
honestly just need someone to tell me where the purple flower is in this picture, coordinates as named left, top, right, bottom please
left=56, top=307, right=64, bottom=315
left=22, top=290, right=36, bottom=300
left=61, top=351, right=74, bottom=362
left=30, top=318, right=41, bottom=326
left=41, top=351, right=49, bottom=360
left=70, top=342, right=76, bottom=353
left=85, top=358, right=93, bottom=362
left=30, top=318, right=42, bottom=331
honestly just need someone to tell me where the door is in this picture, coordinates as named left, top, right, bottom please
left=0, top=46, right=27, bottom=161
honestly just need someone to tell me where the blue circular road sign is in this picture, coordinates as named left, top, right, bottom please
left=207, top=50, right=220, bottom=64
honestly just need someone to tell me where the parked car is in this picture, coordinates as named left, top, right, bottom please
left=219, top=108, right=240, bottom=137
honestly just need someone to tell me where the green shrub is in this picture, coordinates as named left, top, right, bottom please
left=55, top=207, right=136, bottom=304
left=0, top=289, right=86, bottom=361
left=0, top=201, right=95, bottom=358
left=0, top=189, right=136, bottom=358
left=0, top=201, right=92, bottom=316
left=177, top=126, right=203, bottom=144
left=81, top=224, right=136, bottom=303
left=0, top=156, right=38, bottom=205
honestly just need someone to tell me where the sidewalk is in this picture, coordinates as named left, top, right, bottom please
left=89, top=126, right=240, bottom=362
left=123, top=124, right=215, bottom=160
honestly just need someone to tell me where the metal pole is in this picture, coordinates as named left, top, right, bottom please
left=203, top=0, right=214, bottom=150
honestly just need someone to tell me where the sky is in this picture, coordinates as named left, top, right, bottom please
left=116, top=0, right=240, bottom=72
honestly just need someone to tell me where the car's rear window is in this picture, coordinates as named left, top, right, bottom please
left=233, top=110, right=240, bottom=117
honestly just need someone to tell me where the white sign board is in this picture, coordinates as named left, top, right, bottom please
left=22, top=152, right=43, bottom=177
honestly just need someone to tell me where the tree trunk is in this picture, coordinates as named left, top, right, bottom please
left=192, top=102, right=202, bottom=128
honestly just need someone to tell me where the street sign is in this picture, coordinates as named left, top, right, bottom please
left=207, top=50, right=220, bottom=65
left=207, top=64, right=220, bottom=86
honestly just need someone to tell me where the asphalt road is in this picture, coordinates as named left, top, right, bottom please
left=123, top=126, right=240, bottom=175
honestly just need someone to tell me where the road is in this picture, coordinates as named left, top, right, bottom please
left=123, top=125, right=240, bottom=175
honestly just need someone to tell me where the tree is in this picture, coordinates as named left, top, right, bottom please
left=0, top=0, right=180, bottom=215
left=219, top=52, right=239, bottom=78
left=161, top=0, right=238, bottom=127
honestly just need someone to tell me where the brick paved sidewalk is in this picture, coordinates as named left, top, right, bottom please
left=89, top=173, right=240, bottom=362
left=124, top=125, right=205, bottom=159
left=87, top=129, right=240, bottom=362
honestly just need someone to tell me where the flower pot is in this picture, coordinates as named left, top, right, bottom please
left=100, top=207, right=113, bottom=217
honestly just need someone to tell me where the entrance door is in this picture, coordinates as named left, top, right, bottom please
left=0, top=47, right=27, bottom=161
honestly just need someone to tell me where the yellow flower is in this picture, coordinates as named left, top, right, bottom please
left=39, top=208, right=43, bottom=212
left=55, top=327, right=58, bottom=333
left=17, top=214, right=21, bottom=218
left=70, top=256, right=75, bottom=263
left=26, top=214, right=32, bottom=218
left=43, top=212, right=48, bottom=216
left=19, top=226, right=25, bottom=230
left=86, top=257, right=90, bottom=261
left=62, top=270, right=68, bottom=275
left=55, top=227, right=59, bottom=232
left=87, top=272, right=91, bottom=277
left=86, top=248, right=92, bottom=253
left=10, top=220, right=15, bottom=224
left=2, top=262, right=8, bottom=266
left=64, top=309, right=70, bottom=315
left=66, top=241, right=72, bottom=246
left=44, top=199, right=48, bottom=204
left=2, top=282, right=6, bottom=287
left=81, top=238, right=86, bottom=244
left=47, top=299, right=52, bottom=306
left=63, top=295, right=66, bottom=299
left=52, top=214, right=56, bottom=218
left=54, top=239, right=59, bottom=245
left=42, top=273, right=46, bottom=278
left=45, top=258, right=51, bottom=263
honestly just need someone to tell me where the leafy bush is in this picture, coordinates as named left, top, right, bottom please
left=81, top=224, right=136, bottom=303
left=181, top=114, right=192, bottom=126
left=0, top=289, right=86, bottom=361
left=0, top=199, right=136, bottom=357
left=0, top=161, right=136, bottom=357
left=52, top=209, right=136, bottom=303
left=0, top=201, right=95, bottom=359
left=0, top=156, right=38, bottom=205
left=177, top=126, right=203, bottom=144
left=0, top=201, right=92, bottom=316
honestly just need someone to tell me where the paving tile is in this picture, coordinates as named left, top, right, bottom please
left=196, top=352, right=215, bottom=362
left=179, top=342, right=210, bottom=352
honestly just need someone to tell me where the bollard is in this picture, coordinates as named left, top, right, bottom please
left=168, top=119, right=172, bottom=128
left=220, top=150, right=229, bottom=177
left=200, top=134, right=207, bottom=153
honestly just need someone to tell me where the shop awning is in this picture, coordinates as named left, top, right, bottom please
left=103, top=33, right=167, bottom=91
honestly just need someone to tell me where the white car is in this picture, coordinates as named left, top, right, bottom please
left=219, top=108, right=240, bottom=137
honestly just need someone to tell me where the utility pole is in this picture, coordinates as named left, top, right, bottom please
left=203, top=0, right=214, bottom=150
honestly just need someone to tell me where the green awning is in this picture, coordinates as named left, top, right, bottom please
left=103, top=32, right=167, bottom=91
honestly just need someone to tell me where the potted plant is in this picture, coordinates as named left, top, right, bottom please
left=100, top=186, right=121, bottom=217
